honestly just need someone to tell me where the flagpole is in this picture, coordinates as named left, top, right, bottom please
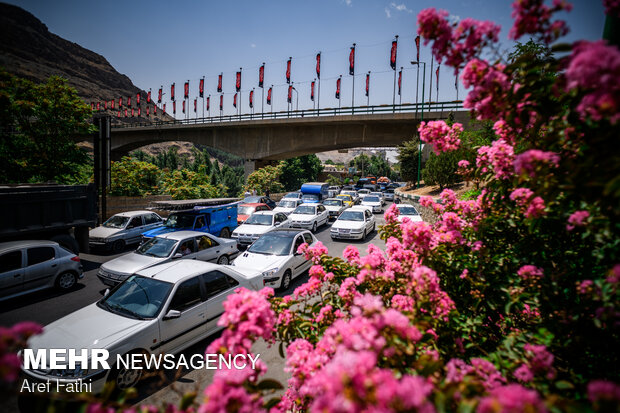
left=367, top=71, right=370, bottom=107
left=456, top=71, right=459, bottom=101
left=392, top=35, right=398, bottom=113
left=202, top=76, right=205, bottom=120
left=239, top=67, right=242, bottom=119
left=436, top=67, right=439, bottom=102
left=416, top=64, right=420, bottom=118
left=317, top=52, right=321, bottom=116
left=338, top=75, right=342, bottom=109
left=351, top=43, right=355, bottom=115
left=399, top=67, right=403, bottom=107
left=261, top=62, right=265, bottom=119
left=429, top=55, right=434, bottom=103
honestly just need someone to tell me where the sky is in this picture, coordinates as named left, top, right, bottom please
left=5, top=0, right=607, bottom=119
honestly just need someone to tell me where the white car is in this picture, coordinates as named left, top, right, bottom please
left=328, top=186, right=341, bottom=197
left=395, top=204, right=424, bottom=223
left=340, top=190, right=359, bottom=204
left=361, top=195, right=384, bottom=213
left=282, top=191, right=302, bottom=200
left=273, top=198, right=303, bottom=216
left=97, top=231, right=239, bottom=287
left=231, top=211, right=291, bottom=247
left=288, top=203, right=329, bottom=232
left=22, top=260, right=262, bottom=394
left=89, top=211, right=164, bottom=252
left=356, top=188, right=371, bottom=201
left=322, top=198, right=348, bottom=220
left=369, top=191, right=386, bottom=205
left=330, top=206, right=376, bottom=240
left=232, top=229, right=316, bottom=290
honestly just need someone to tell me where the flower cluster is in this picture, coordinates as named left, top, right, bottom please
left=477, top=139, right=515, bottom=179
left=567, top=210, right=590, bottom=231
left=513, top=149, right=560, bottom=177
left=510, top=188, right=546, bottom=218
left=509, top=0, right=572, bottom=43
left=461, top=59, right=511, bottom=120
left=418, top=120, right=463, bottom=153
left=200, top=366, right=264, bottom=413
left=0, top=322, right=42, bottom=384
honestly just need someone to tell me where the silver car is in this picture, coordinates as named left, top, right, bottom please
left=96, top=231, right=239, bottom=287
left=89, top=211, right=164, bottom=253
left=0, top=240, right=83, bottom=301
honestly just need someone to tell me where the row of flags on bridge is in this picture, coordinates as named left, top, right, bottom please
left=91, top=35, right=449, bottom=118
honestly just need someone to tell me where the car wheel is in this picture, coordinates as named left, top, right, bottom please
left=55, top=272, right=76, bottom=290
left=112, top=239, right=125, bottom=253
left=219, top=228, right=231, bottom=238
left=108, top=352, right=145, bottom=394
left=217, top=255, right=229, bottom=265
left=312, top=222, right=317, bottom=233
left=280, top=270, right=292, bottom=291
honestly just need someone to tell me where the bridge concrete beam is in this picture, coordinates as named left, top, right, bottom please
left=109, top=110, right=470, bottom=162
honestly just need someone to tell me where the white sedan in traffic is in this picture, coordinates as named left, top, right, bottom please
left=232, top=228, right=316, bottom=290
left=330, top=206, right=376, bottom=241
left=22, top=260, right=262, bottom=395
left=231, top=211, right=291, bottom=247
left=361, top=195, right=384, bottom=213
left=395, top=204, right=424, bottom=222
left=288, top=203, right=329, bottom=232
left=273, top=199, right=303, bottom=216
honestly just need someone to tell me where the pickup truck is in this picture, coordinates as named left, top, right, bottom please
left=142, top=202, right=238, bottom=240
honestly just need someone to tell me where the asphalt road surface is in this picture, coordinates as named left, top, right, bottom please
left=0, top=202, right=391, bottom=411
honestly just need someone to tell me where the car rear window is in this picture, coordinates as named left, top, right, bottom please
left=27, top=247, right=55, bottom=266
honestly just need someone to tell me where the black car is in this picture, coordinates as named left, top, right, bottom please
left=243, top=195, right=276, bottom=209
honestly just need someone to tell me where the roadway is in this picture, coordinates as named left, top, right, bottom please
left=0, top=203, right=391, bottom=412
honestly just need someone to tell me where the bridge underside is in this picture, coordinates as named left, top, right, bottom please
left=110, top=110, right=470, bottom=172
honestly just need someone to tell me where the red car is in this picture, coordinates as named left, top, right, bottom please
left=237, top=203, right=271, bottom=224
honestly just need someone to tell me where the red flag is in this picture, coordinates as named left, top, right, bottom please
left=233, top=93, right=237, bottom=108
left=259, top=64, right=264, bottom=88
left=316, top=53, right=321, bottom=79
left=398, top=69, right=402, bottom=96
left=286, top=58, right=291, bottom=84
left=199, top=78, right=204, bottom=98
left=153, top=105, right=157, bottom=115
left=131, top=108, right=134, bottom=117
left=415, top=35, right=421, bottom=62
left=96, top=102, right=100, bottom=111
left=171, top=83, right=175, bottom=101
left=194, top=98, right=197, bottom=113
left=137, top=107, right=141, bottom=117
left=158, top=88, right=162, bottom=103
left=173, top=101, right=176, bottom=114
left=217, top=74, right=222, bottom=93
left=219, top=94, right=223, bottom=110
left=125, top=108, right=128, bottom=117
left=249, top=90, right=254, bottom=108
left=390, top=40, right=397, bottom=70
left=267, top=87, right=272, bottom=105
left=136, top=92, right=141, bottom=105
left=236, top=72, right=241, bottom=92
left=336, top=77, right=341, bottom=99
left=207, top=96, right=210, bottom=111
left=91, top=103, right=94, bottom=111
left=104, top=101, right=107, bottom=110
left=365, top=73, right=370, bottom=97
left=119, top=97, right=123, bottom=107
left=349, top=45, right=355, bottom=76
left=146, top=106, right=149, bottom=116
left=111, top=99, right=115, bottom=109
left=163, top=103, right=166, bottom=114
left=182, top=100, right=186, bottom=114
left=147, top=90, right=151, bottom=103
left=311, top=81, right=315, bottom=101
left=117, top=110, right=121, bottom=118
left=128, top=96, right=131, bottom=107
left=184, top=82, right=189, bottom=99
left=287, top=85, right=292, bottom=103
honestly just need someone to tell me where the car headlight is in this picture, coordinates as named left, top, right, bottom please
left=351, top=229, right=363, bottom=233
left=261, top=268, right=279, bottom=278
left=231, top=233, right=239, bottom=238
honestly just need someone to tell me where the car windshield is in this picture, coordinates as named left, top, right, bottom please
left=248, top=233, right=294, bottom=255
left=370, top=192, right=382, bottom=197
left=164, top=214, right=195, bottom=228
left=358, top=190, right=370, bottom=194
left=364, top=196, right=380, bottom=202
left=245, top=214, right=273, bottom=226
left=283, top=193, right=300, bottom=199
left=244, top=196, right=263, bottom=203
left=398, top=206, right=419, bottom=216
left=302, top=194, right=319, bottom=201
left=103, top=216, right=130, bottom=229
left=135, top=237, right=177, bottom=258
left=324, top=199, right=342, bottom=206
left=343, top=191, right=356, bottom=197
left=293, top=206, right=316, bottom=215
left=238, top=206, right=256, bottom=215
left=338, top=211, right=364, bottom=221
left=99, top=276, right=173, bottom=319
left=278, top=200, right=297, bottom=208
left=386, top=189, right=394, bottom=194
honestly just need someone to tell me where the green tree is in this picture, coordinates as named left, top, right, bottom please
left=221, top=165, right=244, bottom=197
left=422, top=149, right=465, bottom=190
left=325, top=174, right=343, bottom=186
left=243, top=165, right=284, bottom=195
left=165, top=147, right=179, bottom=170
left=110, top=156, right=161, bottom=196
left=0, top=69, right=93, bottom=183
left=279, top=154, right=323, bottom=191
left=397, top=138, right=423, bottom=184
left=159, top=169, right=222, bottom=200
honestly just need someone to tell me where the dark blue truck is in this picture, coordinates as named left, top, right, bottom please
left=142, top=200, right=239, bottom=240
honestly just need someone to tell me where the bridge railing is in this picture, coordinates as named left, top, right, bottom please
left=111, top=101, right=465, bottom=129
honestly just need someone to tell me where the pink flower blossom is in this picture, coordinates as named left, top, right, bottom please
left=493, top=120, right=516, bottom=144
left=315, top=305, right=334, bottom=324
left=201, top=366, right=265, bottom=413
left=402, top=221, right=435, bottom=253
left=510, top=187, right=534, bottom=206
left=604, top=0, right=620, bottom=18
left=517, top=265, right=544, bottom=280
left=418, top=120, right=463, bottom=153
left=458, top=159, right=470, bottom=168
left=384, top=203, right=400, bottom=224
left=509, top=0, right=572, bottom=43
left=338, top=277, right=360, bottom=305
left=514, top=364, right=534, bottom=382
left=608, top=264, right=620, bottom=284
left=513, top=149, right=560, bottom=177
left=342, top=245, right=361, bottom=265
left=299, top=241, right=328, bottom=264
left=566, top=210, right=590, bottom=231
left=578, top=279, right=594, bottom=295
left=462, top=59, right=511, bottom=120
left=524, top=344, right=556, bottom=379
left=477, top=139, right=515, bottom=179
left=565, top=40, right=620, bottom=124
left=391, top=294, right=415, bottom=312
left=587, top=380, right=620, bottom=404
left=525, top=196, right=546, bottom=218
left=477, top=384, right=547, bottom=413
left=293, top=276, right=322, bottom=299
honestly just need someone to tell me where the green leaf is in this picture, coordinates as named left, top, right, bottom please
left=257, top=379, right=284, bottom=391
left=555, top=380, right=575, bottom=390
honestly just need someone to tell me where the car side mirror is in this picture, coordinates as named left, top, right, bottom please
left=103, top=288, right=110, bottom=297
left=274, top=221, right=281, bottom=226
left=172, top=253, right=183, bottom=259
left=163, top=309, right=181, bottom=320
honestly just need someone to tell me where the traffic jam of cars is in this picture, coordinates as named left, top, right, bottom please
left=1, top=179, right=415, bottom=396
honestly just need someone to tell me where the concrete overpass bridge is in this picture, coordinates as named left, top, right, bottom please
left=108, top=102, right=469, bottom=174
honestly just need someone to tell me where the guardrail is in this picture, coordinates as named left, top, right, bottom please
left=111, top=101, right=465, bottom=129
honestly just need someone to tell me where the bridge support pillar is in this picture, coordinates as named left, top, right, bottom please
left=244, top=160, right=257, bottom=180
